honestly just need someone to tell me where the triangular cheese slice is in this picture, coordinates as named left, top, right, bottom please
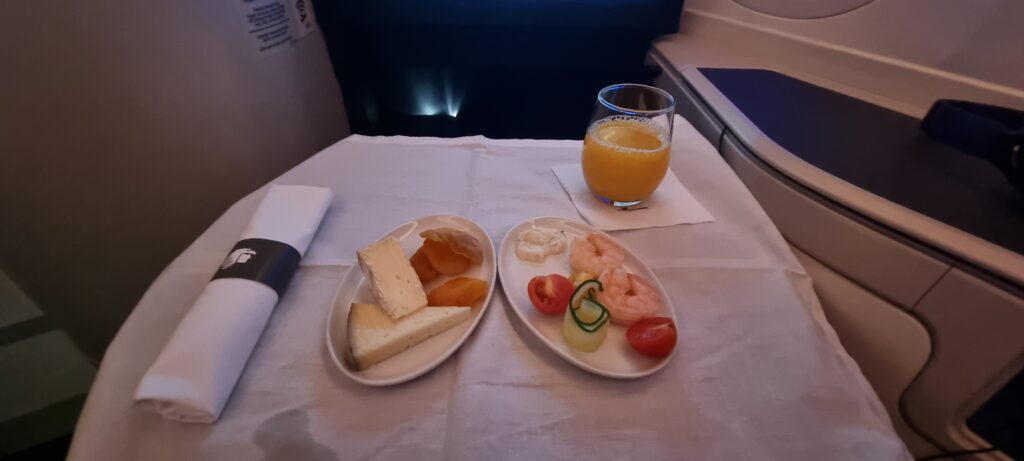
left=348, top=303, right=472, bottom=370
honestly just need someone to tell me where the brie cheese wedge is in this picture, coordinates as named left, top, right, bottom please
left=357, top=237, right=428, bottom=319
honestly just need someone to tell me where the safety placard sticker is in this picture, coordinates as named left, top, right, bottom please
left=238, top=0, right=318, bottom=56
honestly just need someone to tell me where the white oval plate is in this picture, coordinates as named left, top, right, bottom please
left=326, top=215, right=496, bottom=386
left=498, top=217, right=677, bottom=379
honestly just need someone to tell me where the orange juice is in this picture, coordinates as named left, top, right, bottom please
left=582, top=116, right=670, bottom=204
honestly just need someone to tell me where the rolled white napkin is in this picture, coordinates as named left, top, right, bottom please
left=135, top=185, right=332, bottom=423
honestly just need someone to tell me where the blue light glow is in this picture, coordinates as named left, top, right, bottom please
left=409, top=70, right=462, bottom=118
left=443, top=74, right=461, bottom=117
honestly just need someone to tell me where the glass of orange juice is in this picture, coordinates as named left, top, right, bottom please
left=582, top=84, right=675, bottom=207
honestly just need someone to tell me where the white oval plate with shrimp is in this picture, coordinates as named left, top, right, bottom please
left=498, top=216, right=677, bottom=379
left=326, top=215, right=496, bottom=386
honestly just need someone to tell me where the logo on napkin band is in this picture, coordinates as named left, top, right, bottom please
left=212, top=238, right=302, bottom=296
left=221, top=248, right=256, bottom=270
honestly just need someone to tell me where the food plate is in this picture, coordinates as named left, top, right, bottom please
left=498, top=216, right=677, bottom=379
left=326, top=215, right=496, bottom=386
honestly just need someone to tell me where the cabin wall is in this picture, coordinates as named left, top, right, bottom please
left=0, top=0, right=349, bottom=361
left=683, top=0, right=1024, bottom=91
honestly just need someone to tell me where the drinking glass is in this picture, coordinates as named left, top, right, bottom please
left=582, top=83, right=675, bottom=207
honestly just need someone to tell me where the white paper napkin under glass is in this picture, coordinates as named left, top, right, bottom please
left=552, top=164, right=713, bottom=231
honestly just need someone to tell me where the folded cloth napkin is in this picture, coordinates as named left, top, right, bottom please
left=135, top=184, right=332, bottom=423
left=552, top=164, right=713, bottom=231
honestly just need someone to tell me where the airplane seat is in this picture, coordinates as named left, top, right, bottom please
left=651, top=1, right=1024, bottom=459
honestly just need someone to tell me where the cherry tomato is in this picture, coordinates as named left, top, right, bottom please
left=626, top=317, right=677, bottom=357
left=527, top=274, right=574, bottom=314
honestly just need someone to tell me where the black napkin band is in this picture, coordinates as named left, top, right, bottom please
left=211, top=238, right=302, bottom=296
left=921, top=99, right=1024, bottom=193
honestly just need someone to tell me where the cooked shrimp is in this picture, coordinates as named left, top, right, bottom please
left=570, top=233, right=625, bottom=275
left=596, top=268, right=663, bottom=325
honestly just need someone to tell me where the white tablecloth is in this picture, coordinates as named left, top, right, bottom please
left=69, top=117, right=911, bottom=460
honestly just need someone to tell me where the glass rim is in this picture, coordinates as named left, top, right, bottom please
left=597, top=83, right=675, bottom=116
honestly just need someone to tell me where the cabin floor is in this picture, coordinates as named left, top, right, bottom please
left=0, top=269, right=94, bottom=460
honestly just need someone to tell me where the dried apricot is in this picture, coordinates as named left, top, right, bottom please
left=410, top=246, right=439, bottom=283
left=421, top=238, right=472, bottom=275
left=427, top=277, right=488, bottom=307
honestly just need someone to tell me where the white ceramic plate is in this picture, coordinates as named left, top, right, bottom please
left=326, top=215, right=496, bottom=386
left=498, top=216, right=677, bottom=379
